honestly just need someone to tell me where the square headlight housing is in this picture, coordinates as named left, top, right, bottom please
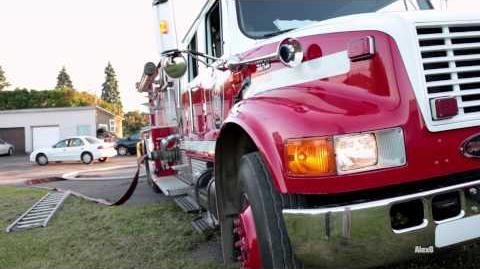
left=335, top=133, right=378, bottom=172
left=334, top=127, right=406, bottom=174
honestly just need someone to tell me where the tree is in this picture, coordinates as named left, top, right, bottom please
left=0, top=65, right=11, bottom=91
left=123, top=111, right=149, bottom=137
left=101, top=62, right=122, bottom=107
left=56, top=66, right=74, bottom=89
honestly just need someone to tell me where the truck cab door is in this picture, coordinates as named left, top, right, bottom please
left=188, top=0, right=225, bottom=137
left=182, top=6, right=210, bottom=137
left=204, top=1, right=225, bottom=133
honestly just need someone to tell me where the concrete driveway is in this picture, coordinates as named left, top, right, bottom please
left=0, top=154, right=139, bottom=185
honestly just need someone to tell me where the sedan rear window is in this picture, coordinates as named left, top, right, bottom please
left=69, top=138, right=85, bottom=147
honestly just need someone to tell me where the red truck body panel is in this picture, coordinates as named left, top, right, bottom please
left=177, top=30, right=480, bottom=194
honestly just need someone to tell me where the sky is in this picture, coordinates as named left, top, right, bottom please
left=0, top=0, right=205, bottom=112
left=0, top=0, right=477, bottom=112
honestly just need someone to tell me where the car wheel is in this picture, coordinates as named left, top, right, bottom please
left=233, top=152, right=299, bottom=269
left=81, top=152, right=93, bottom=165
left=98, top=157, right=108, bottom=163
left=36, top=154, right=48, bottom=166
left=117, top=146, right=128, bottom=156
left=8, top=148, right=13, bottom=156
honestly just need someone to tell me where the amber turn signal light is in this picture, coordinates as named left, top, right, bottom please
left=285, top=138, right=336, bottom=177
left=159, top=20, right=169, bottom=34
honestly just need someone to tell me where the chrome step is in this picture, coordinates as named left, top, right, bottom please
left=171, top=164, right=189, bottom=171
left=192, top=213, right=216, bottom=234
left=6, top=191, right=70, bottom=233
left=174, top=195, right=201, bottom=213
left=152, top=175, right=192, bottom=197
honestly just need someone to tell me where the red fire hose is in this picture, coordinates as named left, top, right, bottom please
left=106, top=155, right=145, bottom=206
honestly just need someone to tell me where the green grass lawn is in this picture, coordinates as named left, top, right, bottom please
left=2, top=186, right=479, bottom=269
left=0, top=186, right=225, bottom=269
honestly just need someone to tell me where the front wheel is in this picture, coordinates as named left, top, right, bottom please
left=8, top=148, right=13, bottom=156
left=234, top=152, right=298, bottom=269
left=98, top=157, right=108, bottom=163
left=117, top=146, right=128, bottom=156
left=81, top=152, right=93, bottom=165
left=36, top=154, right=48, bottom=166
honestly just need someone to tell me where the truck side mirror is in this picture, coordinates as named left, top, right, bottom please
left=163, top=54, right=187, bottom=79
left=278, top=38, right=304, bottom=68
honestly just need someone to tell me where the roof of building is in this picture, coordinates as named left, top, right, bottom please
left=0, top=106, right=121, bottom=119
left=95, top=106, right=123, bottom=119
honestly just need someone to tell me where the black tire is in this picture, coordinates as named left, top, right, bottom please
left=81, top=152, right=93, bottom=165
left=117, top=146, right=128, bottom=156
left=237, top=152, right=298, bottom=269
left=99, top=157, right=108, bottom=163
left=36, top=154, right=48, bottom=166
left=146, top=159, right=161, bottom=193
left=8, top=148, right=13, bottom=156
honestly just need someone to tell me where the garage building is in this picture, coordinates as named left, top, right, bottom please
left=0, top=106, right=123, bottom=153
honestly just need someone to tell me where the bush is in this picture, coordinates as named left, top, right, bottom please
left=0, top=88, right=122, bottom=116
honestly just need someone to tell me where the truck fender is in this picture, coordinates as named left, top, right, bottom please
left=215, top=104, right=287, bottom=199
left=214, top=100, right=289, bottom=264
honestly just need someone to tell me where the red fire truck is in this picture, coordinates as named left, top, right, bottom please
left=137, top=0, right=480, bottom=268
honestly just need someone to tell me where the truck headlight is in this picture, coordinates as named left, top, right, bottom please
left=285, top=128, right=406, bottom=177
left=334, top=127, right=406, bottom=174
left=334, top=133, right=377, bottom=172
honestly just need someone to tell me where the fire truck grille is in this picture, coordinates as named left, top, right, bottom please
left=417, top=23, right=480, bottom=118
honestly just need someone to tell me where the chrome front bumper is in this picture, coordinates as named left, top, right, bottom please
left=283, top=179, right=480, bottom=269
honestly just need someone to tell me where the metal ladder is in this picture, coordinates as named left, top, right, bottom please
left=6, top=191, right=70, bottom=233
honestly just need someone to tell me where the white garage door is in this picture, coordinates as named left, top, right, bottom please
left=32, top=126, right=60, bottom=151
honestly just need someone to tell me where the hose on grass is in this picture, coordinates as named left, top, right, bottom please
left=34, top=155, right=147, bottom=206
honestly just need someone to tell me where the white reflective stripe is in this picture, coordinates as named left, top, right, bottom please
left=244, top=51, right=351, bottom=98
left=180, top=140, right=216, bottom=155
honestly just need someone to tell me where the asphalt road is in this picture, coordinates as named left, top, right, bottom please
left=0, top=154, right=138, bottom=185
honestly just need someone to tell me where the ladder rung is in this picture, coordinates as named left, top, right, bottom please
left=16, top=223, right=44, bottom=229
left=30, top=208, right=54, bottom=213
left=18, top=219, right=46, bottom=225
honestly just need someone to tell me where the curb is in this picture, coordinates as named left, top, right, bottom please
left=24, top=177, right=66, bottom=185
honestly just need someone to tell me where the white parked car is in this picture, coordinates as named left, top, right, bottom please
left=0, top=138, right=14, bottom=156
left=29, top=136, right=117, bottom=166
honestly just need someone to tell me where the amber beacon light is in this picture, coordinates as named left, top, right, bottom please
left=285, top=138, right=336, bottom=177
left=159, top=20, right=169, bottom=34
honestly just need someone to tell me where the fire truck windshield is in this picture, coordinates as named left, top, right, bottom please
left=236, top=0, right=434, bottom=39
